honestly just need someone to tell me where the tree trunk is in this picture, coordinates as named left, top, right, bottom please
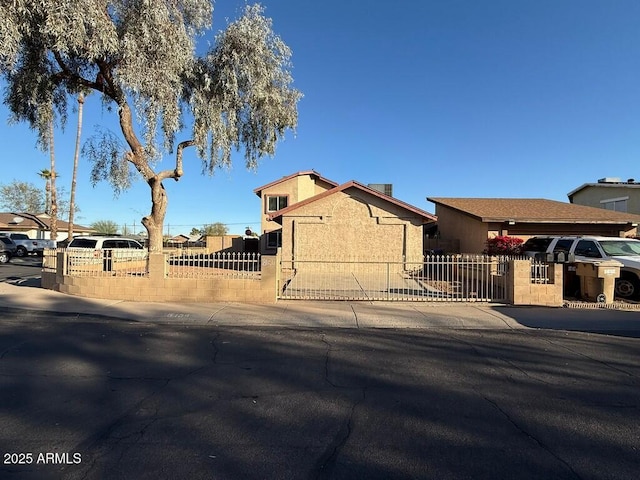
left=48, top=121, right=58, bottom=243
left=68, top=92, right=84, bottom=240
left=141, top=176, right=168, bottom=253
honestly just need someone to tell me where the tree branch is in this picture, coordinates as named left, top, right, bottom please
left=156, top=140, right=196, bottom=182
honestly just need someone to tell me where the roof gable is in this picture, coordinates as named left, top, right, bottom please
left=427, top=197, right=640, bottom=224
left=253, top=170, right=339, bottom=196
left=269, top=181, right=436, bottom=223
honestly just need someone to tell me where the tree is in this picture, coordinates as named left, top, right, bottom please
left=201, top=222, right=229, bottom=236
left=1, top=2, right=301, bottom=252
left=68, top=91, right=88, bottom=239
left=0, top=181, right=44, bottom=212
left=91, top=220, right=119, bottom=235
left=37, top=169, right=53, bottom=215
left=0, top=180, right=76, bottom=217
left=48, top=119, right=59, bottom=242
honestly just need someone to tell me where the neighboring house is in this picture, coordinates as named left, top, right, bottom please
left=427, top=198, right=640, bottom=254
left=268, top=179, right=437, bottom=264
left=568, top=177, right=640, bottom=214
left=253, top=170, right=339, bottom=253
left=166, top=234, right=190, bottom=246
left=0, top=212, right=94, bottom=242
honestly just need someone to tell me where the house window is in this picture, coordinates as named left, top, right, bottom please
left=600, top=196, right=628, bottom=212
left=266, top=195, right=288, bottom=212
left=266, top=230, right=282, bottom=249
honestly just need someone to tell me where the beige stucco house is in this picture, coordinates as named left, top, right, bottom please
left=265, top=177, right=436, bottom=263
left=568, top=177, right=640, bottom=214
left=253, top=170, right=339, bottom=253
left=428, top=197, right=640, bottom=253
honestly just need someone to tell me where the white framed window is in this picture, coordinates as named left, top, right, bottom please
left=600, top=196, right=628, bottom=212
left=266, top=195, right=288, bottom=212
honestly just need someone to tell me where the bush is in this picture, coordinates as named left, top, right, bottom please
left=483, top=236, right=523, bottom=255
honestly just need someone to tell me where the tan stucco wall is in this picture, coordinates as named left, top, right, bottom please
left=259, top=174, right=336, bottom=242
left=507, top=260, right=563, bottom=307
left=435, top=206, right=489, bottom=253
left=572, top=186, right=640, bottom=215
left=279, top=188, right=424, bottom=265
left=205, top=235, right=243, bottom=252
left=42, top=253, right=278, bottom=303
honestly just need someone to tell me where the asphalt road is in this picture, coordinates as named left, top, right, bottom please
left=0, top=256, right=42, bottom=286
left=0, top=310, right=638, bottom=480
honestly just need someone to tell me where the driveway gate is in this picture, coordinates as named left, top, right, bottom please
left=279, top=255, right=509, bottom=302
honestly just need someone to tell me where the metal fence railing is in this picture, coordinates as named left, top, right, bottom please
left=42, top=248, right=59, bottom=274
left=65, top=248, right=149, bottom=277
left=530, top=259, right=550, bottom=284
left=280, top=255, right=511, bottom=302
left=166, top=252, right=261, bottom=279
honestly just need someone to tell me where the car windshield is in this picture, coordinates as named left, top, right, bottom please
left=599, top=240, right=640, bottom=256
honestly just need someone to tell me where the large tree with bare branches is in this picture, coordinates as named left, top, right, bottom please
left=0, top=1, right=300, bottom=251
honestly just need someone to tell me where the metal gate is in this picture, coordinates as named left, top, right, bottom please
left=279, top=255, right=509, bottom=302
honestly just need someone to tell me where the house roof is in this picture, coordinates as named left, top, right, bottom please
left=269, top=181, right=437, bottom=223
left=567, top=181, right=640, bottom=199
left=0, top=212, right=94, bottom=232
left=253, top=170, right=339, bottom=196
left=427, top=198, right=640, bottom=224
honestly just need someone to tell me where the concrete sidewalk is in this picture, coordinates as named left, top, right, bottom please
left=1, top=281, right=639, bottom=333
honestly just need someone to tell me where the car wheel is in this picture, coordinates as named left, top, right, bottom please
left=16, top=246, right=27, bottom=257
left=615, top=274, right=640, bottom=299
left=0, top=252, right=9, bottom=264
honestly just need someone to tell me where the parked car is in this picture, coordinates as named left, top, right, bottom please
left=66, top=236, right=146, bottom=268
left=522, top=236, right=640, bottom=299
left=0, top=232, right=55, bottom=257
left=0, top=236, right=18, bottom=264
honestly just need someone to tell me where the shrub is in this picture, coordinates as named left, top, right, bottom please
left=483, top=236, right=523, bottom=255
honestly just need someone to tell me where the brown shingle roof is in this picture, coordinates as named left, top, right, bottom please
left=427, top=198, right=640, bottom=224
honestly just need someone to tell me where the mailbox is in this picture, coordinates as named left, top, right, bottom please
left=575, top=260, right=622, bottom=303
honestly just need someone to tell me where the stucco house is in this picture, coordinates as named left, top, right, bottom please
left=428, top=197, right=640, bottom=253
left=568, top=177, right=640, bottom=214
left=263, top=175, right=437, bottom=263
left=253, top=170, right=339, bottom=253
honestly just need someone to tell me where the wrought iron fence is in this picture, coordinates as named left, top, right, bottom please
left=42, top=248, right=59, bottom=274
left=280, top=255, right=510, bottom=301
left=65, top=248, right=149, bottom=277
left=166, top=252, right=261, bottom=279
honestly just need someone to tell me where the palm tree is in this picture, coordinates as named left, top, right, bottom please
left=37, top=169, right=57, bottom=214
left=48, top=120, right=58, bottom=243
left=38, top=119, right=59, bottom=242
left=68, top=91, right=87, bottom=240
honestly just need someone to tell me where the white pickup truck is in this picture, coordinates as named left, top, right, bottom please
left=522, top=235, right=640, bottom=299
left=0, top=232, right=56, bottom=257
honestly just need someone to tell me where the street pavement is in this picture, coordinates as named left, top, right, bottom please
left=0, top=275, right=639, bottom=479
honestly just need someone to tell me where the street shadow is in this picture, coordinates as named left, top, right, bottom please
left=0, top=294, right=639, bottom=479
left=491, top=305, right=640, bottom=338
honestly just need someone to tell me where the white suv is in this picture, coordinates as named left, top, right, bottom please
left=522, top=236, right=640, bottom=299
left=68, top=236, right=145, bottom=250
left=67, top=236, right=147, bottom=267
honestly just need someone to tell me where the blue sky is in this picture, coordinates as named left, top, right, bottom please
left=2, top=0, right=640, bottom=236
